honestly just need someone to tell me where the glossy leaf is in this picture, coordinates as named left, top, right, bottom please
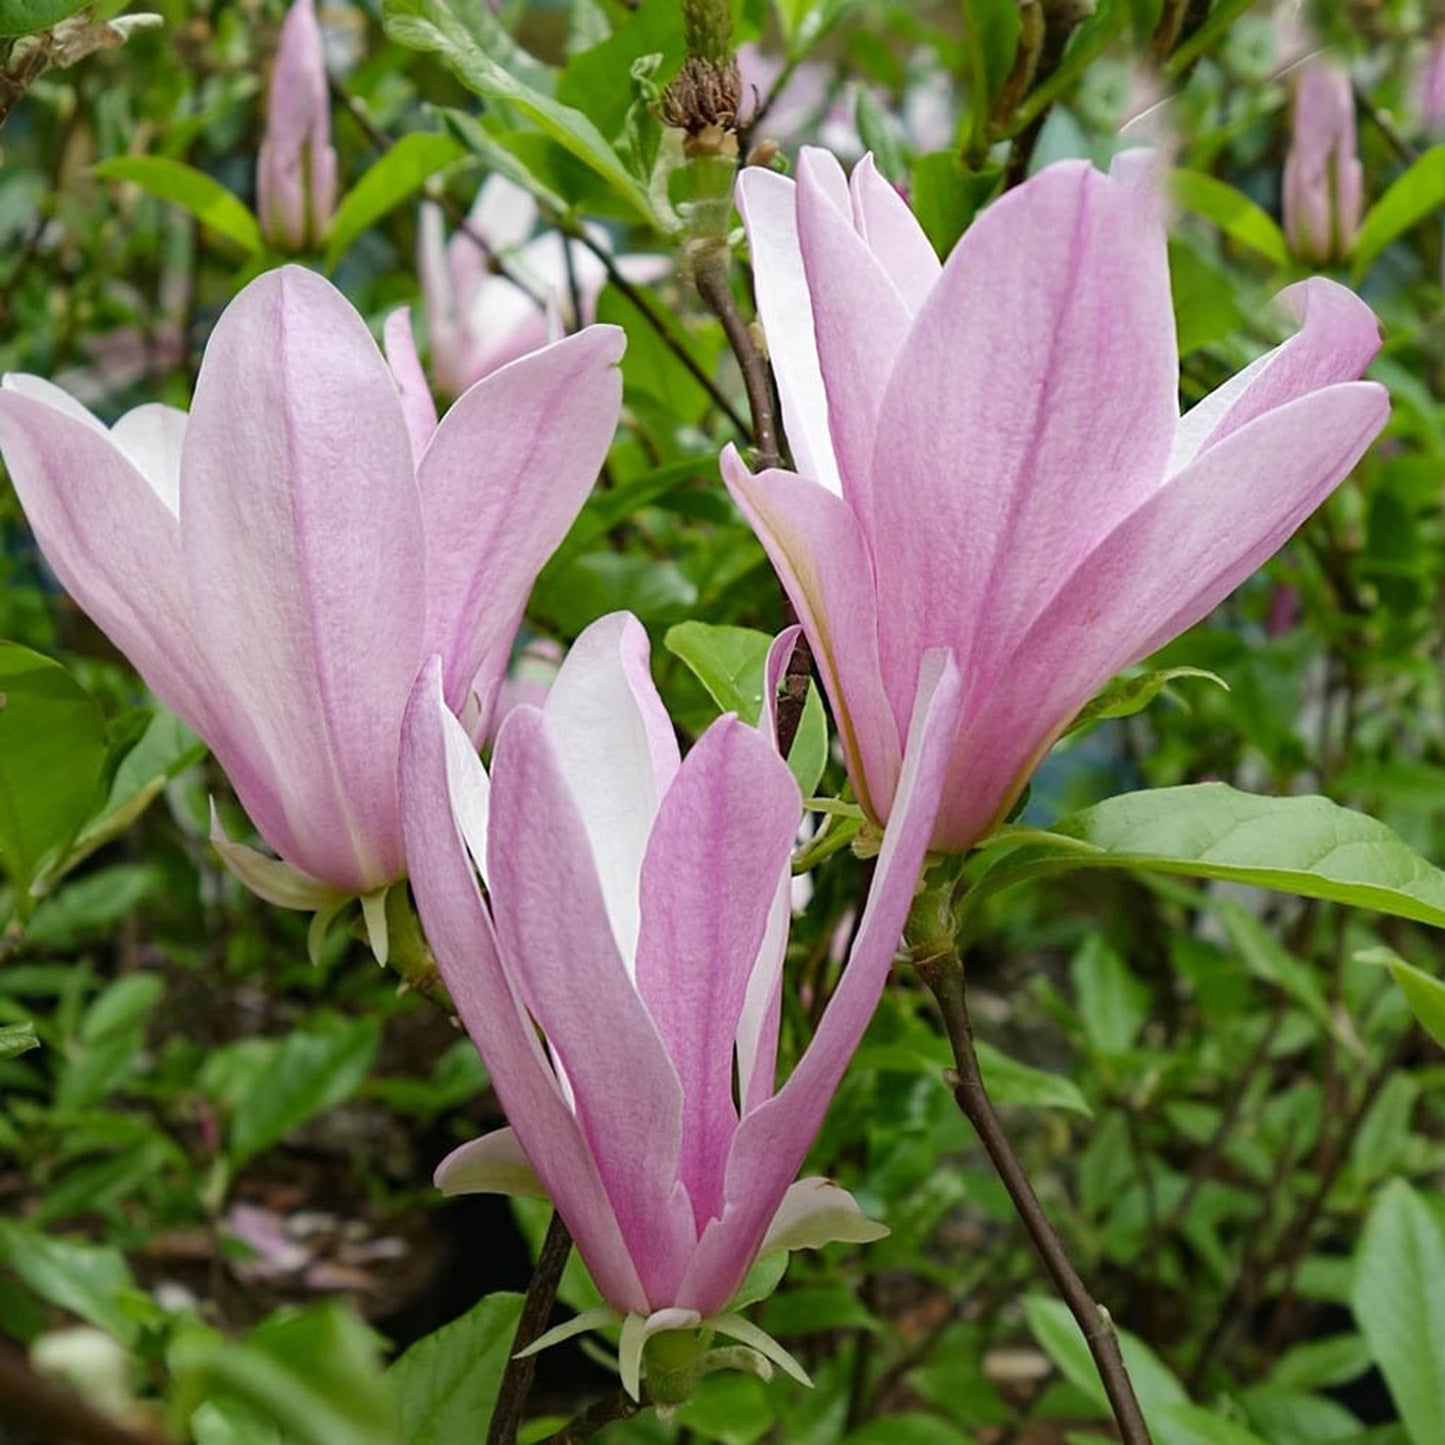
left=200, top=1018, right=381, bottom=1167
left=970, top=785, right=1445, bottom=929
left=0, top=643, right=107, bottom=906
left=1069, top=666, right=1227, bottom=732
left=389, top=1292, right=523, bottom=1444
left=324, top=132, right=466, bottom=270
left=1351, top=1179, right=1445, bottom=1444
left=91, top=156, right=264, bottom=254
left=382, top=0, right=659, bottom=224
left=0, top=0, right=87, bottom=35
left=1169, top=170, right=1290, bottom=268
left=1352, top=145, right=1445, bottom=280
left=0, top=1021, right=37, bottom=1059
left=665, top=620, right=827, bottom=796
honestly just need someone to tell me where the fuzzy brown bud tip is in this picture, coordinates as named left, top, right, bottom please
left=660, top=55, right=743, bottom=139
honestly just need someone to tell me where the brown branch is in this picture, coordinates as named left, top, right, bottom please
left=487, top=1210, right=575, bottom=1445
left=913, top=948, right=1154, bottom=1445
left=539, top=1389, right=642, bottom=1443
left=692, top=256, right=779, bottom=471
left=0, top=1347, right=170, bottom=1445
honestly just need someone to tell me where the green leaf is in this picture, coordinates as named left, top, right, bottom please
left=173, top=1302, right=402, bottom=1445
left=1352, top=145, right=1445, bottom=280
left=975, top=1040, right=1091, bottom=1115
left=1169, top=170, right=1289, bottom=268
left=1363, top=949, right=1445, bottom=1052
left=200, top=1018, right=381, bottom=1167
left=382, top=0, right=659, bottom=225
left=1351, top=1180, right=1445, bottom=1444
left=389, top=1293, right=524, bottom=1444
left=664, top=621, right=828, bottom=797
left=970, top=785, right=1445, bottom=930
left=55, top=970, right=164, bottom=1111
left=1157, top=1404, right=1269, bottom=1445
left=1266, top=1333, right=1372, bottom=1391
left=911, top=152, right=1000, bottom=256
left=1070, top=666, right=1227, bottom=731
left=0, top=643, right=107, bottom=905
left=325, top=132, right=466, bottom=270
left=0, top=1220, right=139, bottom=1341
left=90, top=157, right=263, bottom=254
left=1023, top=1294, right=1179, bottom=1427
left=961, top=0, right=1022, bottom=113
left=842, top=1416, right=973, bottom=1444
left=1071, top=935, right=1151, bottom=1056
left=0, top=0, right=87, bottom=35
left=0, top=1021, right=36, bottom=1059
left=760, top=1283, right=879, bottom=1337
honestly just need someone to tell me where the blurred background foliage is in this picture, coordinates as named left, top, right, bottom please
left=3, top=0, right=1445, bottom=1440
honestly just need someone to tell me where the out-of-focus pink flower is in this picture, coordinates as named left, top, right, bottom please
left=1283, top=61, right=1364, bottom=264
left=1418, top=31, right=1445, bottom=133
left=0, top=267, right=622, bottom=937
left=419, top=175, right=666, bottom=400
left=401, top=613, right=960, bottom=1391
left=725, top=149, right=1389, bottom=855
left=257, top=0, right=338, bottom=253
left=738, top=44, right=859, bottom=156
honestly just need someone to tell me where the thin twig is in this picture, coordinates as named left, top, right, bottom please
left=0, top=1347, right=171, bottom=1445
left=692, top=261, right=779, bottom=470
left=488, top=1211, right=575, bottom=1445
left=562, top=220, right=749, bottom=436
left=913, top=947, right=1154, bottom=1445
left=539, top=1389, right=642, bottom=1443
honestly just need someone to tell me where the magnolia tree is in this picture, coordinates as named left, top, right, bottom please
left=2, top=0, right=1445, bottom=1442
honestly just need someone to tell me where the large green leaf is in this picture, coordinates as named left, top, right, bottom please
left=0, top=0, right=85, bottom=33
left=1352, top=145, right=1445, bottom=280
left=90, top=156, right=264, bottom=254
left=0, top=643, right=107, bottom=906
left=1351, top=1180, right=1445, bottom=1443
left=968, top=785, right=1445, bottom=929
left=382, top=0, right=659, bottom=225
left=325, top=132, right=466, bottom=270
left=389, top=1293, right=523, bottom=1444
left=664, top=621, right=828, bottom=798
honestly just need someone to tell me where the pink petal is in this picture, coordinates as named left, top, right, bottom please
left=634, top=716, right=800, bottom=1228
left=1168, top=278, right=1382, bottom=473
left=723, top=447, right=901, bottom=824
left=110, top=403, right=187, bottom=516
left=675, top=649, right=963, bottom=1314
left=735, top=166, right=840, bottom=495
left=930, top=380, right=1389, bottom=853
left=400, top=660, right=649, bottom=1314
left=416, top=325, right=624, bottom=727
left=0, top=385, right=219, bottom=738
left=796, top=150, right=914, bottom=539
left=434, top=1128, right=546, bottom=1199
left=540, top=612, right=679, bottom=971
left=869, top=159, right=1179, bottom=725
left=487, top=704, right=695, bottom=1304
left=847, top=153, right=940, bottom=314
left=181, top=265, right=425, bottom=892
left=382, top=307, right=438, bottom=463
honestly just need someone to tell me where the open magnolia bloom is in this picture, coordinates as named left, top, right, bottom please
left=725, top=149, right=1390, bottom=856
left=0, top=266, right=622, bottom=954
left=400, top=612, right=962, bottom=1398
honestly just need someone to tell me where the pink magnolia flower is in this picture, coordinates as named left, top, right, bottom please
left=257, top=0, right=338, bottom=252
left=400, top=612, right=961, bottom=1389
left=419, top=175, right=666, bottom=400
left=1418, top=32, right=1445, bottom=134
left=1283, top=61, right=1364, bottom=264
left=725, top=150, right=1389, bottom=855
left=0, top=266, right=622, bottom=940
